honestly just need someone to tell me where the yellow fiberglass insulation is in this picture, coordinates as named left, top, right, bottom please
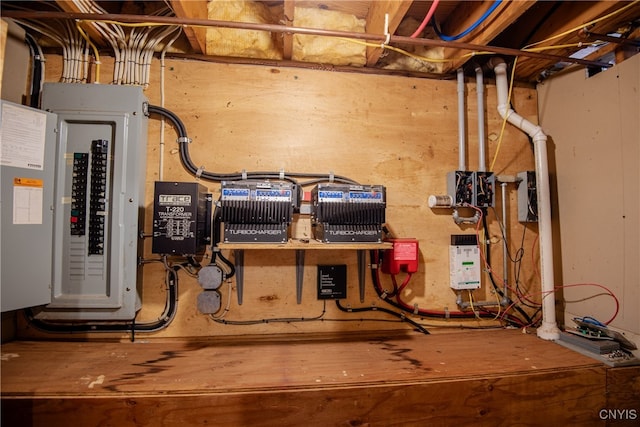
left=293, top=7, right=366, bottom=67
left=377, top=17, right=444, bottom=74
left=206, top=0, right=282, bottom=60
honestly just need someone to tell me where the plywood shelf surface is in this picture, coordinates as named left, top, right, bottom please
left=4, top=330, right=634, bottom=426
left=217, top=239, right=392, bottom=250
left=1, top=330, right=601, bottom=396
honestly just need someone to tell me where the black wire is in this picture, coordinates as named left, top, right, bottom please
left=481, top=213, right=533, bottom=325
left=334, top=300, right=429, bottom=335
left=486, top=209, right=540, bottom=312
left=24, top=263, right=179, bottom=334
left=24, top=32, right=44, bottom=109
left=211, top=301, right=326, bottom=325
left=217, top=251, right=236, bottom=279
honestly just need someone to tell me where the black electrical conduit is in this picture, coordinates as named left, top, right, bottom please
left=147, top=105, right=359, bottom=186
left=24, top=32, right=44, bottom=109
left=24, top=266, right=179, bottom=338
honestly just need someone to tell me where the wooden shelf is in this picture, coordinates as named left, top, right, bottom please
left=219, top=240, right=392, bottom=305
left=2, top=329, right=631, bottom=426
left=217, top=239, right=392, bottom=250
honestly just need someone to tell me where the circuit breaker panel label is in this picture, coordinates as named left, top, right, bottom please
left=156, top=194, right=196, bottom=241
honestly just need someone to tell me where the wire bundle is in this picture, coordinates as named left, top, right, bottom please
left=10, top=2, right=90, bottom=83
left=70, top=0, right=181, bottom=88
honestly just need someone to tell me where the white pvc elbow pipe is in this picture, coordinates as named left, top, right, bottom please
left=490, top=59, right=560, bottom=340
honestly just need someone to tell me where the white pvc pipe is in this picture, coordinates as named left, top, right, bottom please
left=490, top=59, right=560, bottom=340
left=475, top=66, right=486, bottom=172
left=457, top=68, right=466, bottom=171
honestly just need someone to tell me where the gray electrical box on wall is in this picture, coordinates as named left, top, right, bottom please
left=1, top=101, right=57, bottom=312
left=36, top=83, right=148, bottom=321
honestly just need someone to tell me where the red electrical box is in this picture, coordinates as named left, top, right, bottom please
left=381, top=238, right=419, bottom=274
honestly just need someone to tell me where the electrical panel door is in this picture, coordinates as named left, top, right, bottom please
left=36, top=83, right=148, bottom=321
left=0, top=101, right=57, bottom=312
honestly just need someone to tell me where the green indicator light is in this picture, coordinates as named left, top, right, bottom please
left=462, top=261, right=474, bottom=266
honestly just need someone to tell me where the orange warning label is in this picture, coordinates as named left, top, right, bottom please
left=13, top=177, right=43, bottom=188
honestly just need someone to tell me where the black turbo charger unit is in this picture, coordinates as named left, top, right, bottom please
left=220, top=180, right=298, bottom=243
left=311, top=184, right=386, bottom=243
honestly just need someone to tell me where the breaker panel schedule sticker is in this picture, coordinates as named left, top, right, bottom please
left=12, top=177, right=44, bottom=225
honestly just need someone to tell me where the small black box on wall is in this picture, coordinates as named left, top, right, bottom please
left=317, top=265, right=347, bottom=299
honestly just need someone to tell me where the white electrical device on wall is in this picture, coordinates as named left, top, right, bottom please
left=449, top=235, right=481, bottom=290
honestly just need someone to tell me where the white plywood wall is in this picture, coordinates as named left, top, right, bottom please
left=538, top=54, right=640, bottom=348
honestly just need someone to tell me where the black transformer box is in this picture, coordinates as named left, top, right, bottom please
left=152, top=181, right=212, bottom=256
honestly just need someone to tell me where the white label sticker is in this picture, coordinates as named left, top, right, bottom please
left=0, top=103, right=47, bottom=170
left=13, top=185, right=43, bottom=225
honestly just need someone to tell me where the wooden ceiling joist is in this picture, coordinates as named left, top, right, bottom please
left=514, top=1, right=640, bottom=82
left=365, top=0, right=413, bottom=66
left=170, top=0, right=208, bottom=54
left=282, top=0, right=295, bottom=60
left=439, top=0, right=535, bottom=73
left=54, top=0, right=105, bottom=46
left=1, top=0, right=637, bottom=83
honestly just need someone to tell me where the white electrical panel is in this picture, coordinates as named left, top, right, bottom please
left=449, top=235, right=481, bottom=290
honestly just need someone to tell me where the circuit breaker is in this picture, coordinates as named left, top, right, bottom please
left=152, top=181, right=212, bottom=256
left=449, top=235, right=481, bottom=290
left=36, top=83, right=148, bottom=321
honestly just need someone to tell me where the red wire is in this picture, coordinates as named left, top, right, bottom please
left=511, top=282, right=620, bottom=326
left=458, top=207, right=620, bottom=327
left=556, top=283, right=620, bottom=325
left=410, top=0, right=441, bottom=38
